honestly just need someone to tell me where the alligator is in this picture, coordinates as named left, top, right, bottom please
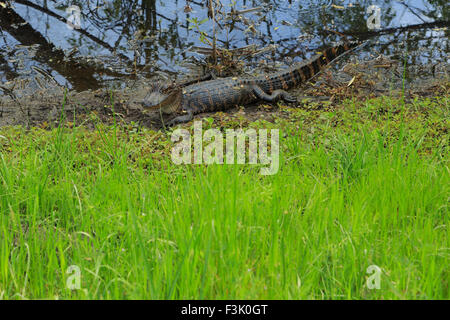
left=142, top=41, right=362, bottom=125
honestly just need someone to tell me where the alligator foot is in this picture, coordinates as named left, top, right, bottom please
left=278, top=92, right=297, bottom=103
left=166, top=111, right=194, bottom=126
left=252, top=85, right=297, bottom=103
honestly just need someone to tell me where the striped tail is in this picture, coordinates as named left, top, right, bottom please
left=257, top=41, right=362, bottom=92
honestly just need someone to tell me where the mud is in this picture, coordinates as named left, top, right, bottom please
left=0, top=56, right=448, bottom=130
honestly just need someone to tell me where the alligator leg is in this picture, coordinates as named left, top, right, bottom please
left=167, top=110, right=194, bottom=126
left=251, top=85, right=297, bottom=103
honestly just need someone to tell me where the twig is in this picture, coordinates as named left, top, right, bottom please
left=228, top=6, right=263, bottom=17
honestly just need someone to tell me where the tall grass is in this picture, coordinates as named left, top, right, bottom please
left=0, top=96, right=448, bottom=299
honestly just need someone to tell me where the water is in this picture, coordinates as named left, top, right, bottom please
left=0, top=0, right=448, bottom=91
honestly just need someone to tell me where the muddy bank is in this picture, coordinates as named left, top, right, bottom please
left=0, top=84, right=158, bottom=129
left=0, top=56, right=448, bottom=130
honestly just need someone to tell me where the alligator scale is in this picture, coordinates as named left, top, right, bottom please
left=142, top=41, right=361, bottom=125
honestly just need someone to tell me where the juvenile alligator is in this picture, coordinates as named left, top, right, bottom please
left=142, top=41, right=362, bottom=125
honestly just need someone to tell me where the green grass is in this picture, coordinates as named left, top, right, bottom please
left=0, top=95, right=448, bottom=299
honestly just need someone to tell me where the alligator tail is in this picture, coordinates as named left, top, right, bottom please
left=292, top=41, right=362, bottom=85
left=257, top=40, right=363, bottom=92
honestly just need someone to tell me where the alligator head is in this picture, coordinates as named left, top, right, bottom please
left=141, top=82, right=182, bottom=114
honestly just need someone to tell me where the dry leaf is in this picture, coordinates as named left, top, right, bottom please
left=347, top=76, right=356, bottom=87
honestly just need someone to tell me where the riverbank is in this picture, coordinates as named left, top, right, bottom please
left=0, top=93, right=448, bottom=299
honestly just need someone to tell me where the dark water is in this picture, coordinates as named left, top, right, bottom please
left=0, top=0, right=448, bottom=91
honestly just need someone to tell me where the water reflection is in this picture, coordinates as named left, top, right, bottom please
left=0, top=0, right=448, bottom=91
